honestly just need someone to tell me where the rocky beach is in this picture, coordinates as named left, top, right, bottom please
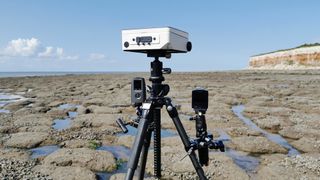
left=0, top=71, right=320, bottom=180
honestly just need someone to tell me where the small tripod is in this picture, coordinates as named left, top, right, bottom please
left=116, top=57, right=224, bottom=180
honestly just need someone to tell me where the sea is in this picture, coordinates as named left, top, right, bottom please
left=0, top=72, right=133, bottom=78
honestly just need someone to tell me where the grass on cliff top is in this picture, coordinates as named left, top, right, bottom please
left=252, top=43, right=320, bottom=57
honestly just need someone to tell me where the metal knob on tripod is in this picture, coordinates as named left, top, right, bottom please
left=116, top=27, right=225, bottom=180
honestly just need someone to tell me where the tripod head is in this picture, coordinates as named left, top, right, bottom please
left=149, top=57, right=171, bottom=99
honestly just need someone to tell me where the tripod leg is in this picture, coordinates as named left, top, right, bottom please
left=137, top=128, right=153, bottom=180
left=125, top=108, right=151, bottom=180
left=153, top=109, right=161, bottom=178
left=165, top=99, right=208, bottom=180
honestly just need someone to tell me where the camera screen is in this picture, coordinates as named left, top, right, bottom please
left=134, top=80, right=142, bottom=90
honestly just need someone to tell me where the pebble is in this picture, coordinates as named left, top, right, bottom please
left=281, top=155, right=320, bottom=176
left=0, top=158, right=52, bottom=180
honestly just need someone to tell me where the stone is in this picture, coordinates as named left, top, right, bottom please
left=4, top=132, right=48, bottom=148
left=77, top=106, right=92, bottom=114
left=257, top=154, right=320, bottom=179
left=4, top=99, right=34, bottom=111
left=87, top=105, right=121, bottom=114
left=33, top=165, right=95, bottom=180
left=291, top=137, right=320, bottom=153
left=230, top=136, right=288, bottom=154
left=116, top=135, right=135, bottom=148
left=109, top=173, right=128, bottom=180
left=71, top=113, right=119, bottom=129
left=279, top=125, right=320, bottom=140
left=0, top=126, right=14, bottom=133
left=83, top=98, right=104, bottom=107
left=226, top=127, right=262, bottom=137
left=0, top=148, right=30, bottom=160
left=18, top=125, right=51, bottom=132
left=244, top=106, right=292, bottom=117
left=46, top=108, right=68, bottom=119
left=47, top=101, right=64, bottom=107
left=145, top=146, right=249, bottom=180
left=59, top=139, right=101, bottom=149
left=254, top=116, right=281, bottom=132
left=13, top=114, right=52, bottom=127
left=43, top=148, right=116, bottom=172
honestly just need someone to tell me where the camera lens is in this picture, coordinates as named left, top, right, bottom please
left=135, top=93, right=141, bottom=99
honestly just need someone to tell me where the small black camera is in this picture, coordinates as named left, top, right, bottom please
left=131, top=77, right=146, bottom=106
left=192, top=88, right=208, bottom=114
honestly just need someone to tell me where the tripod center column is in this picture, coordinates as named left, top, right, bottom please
left=149, top=57, right=165, bottom=178
left=150, top=57, right=165, bottom=97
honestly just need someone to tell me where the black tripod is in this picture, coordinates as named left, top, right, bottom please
left=116, top=57, right=224, bottom=180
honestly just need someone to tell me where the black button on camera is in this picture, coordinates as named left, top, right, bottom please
left=124, top=42, right=129, bottom=48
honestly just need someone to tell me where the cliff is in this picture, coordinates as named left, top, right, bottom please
left=249, top=44, right=320, bottom=69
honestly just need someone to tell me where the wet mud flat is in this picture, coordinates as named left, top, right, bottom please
left=0, top=70, right=320, bottom=179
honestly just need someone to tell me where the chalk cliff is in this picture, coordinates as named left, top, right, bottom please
left=249, top=44, right=320, bottom=69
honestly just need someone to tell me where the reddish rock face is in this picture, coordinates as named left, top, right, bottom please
left=249, top=46, right=320, bottom=69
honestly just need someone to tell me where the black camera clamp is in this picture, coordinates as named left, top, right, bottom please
left=116, top=56, right=224, bottom=180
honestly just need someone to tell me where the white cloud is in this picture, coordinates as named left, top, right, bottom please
left=89, top=53, right=106, bottom=60
left=38, top=46, right=56, bottom=57
left=38, top=46, right=75, bottom=60
left=3, top=38, right=40, bottom=57
left=0, top=38, right=78, bottom=60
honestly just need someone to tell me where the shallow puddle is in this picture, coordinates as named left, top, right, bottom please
left=0, top=101, right=7, bottom=107
left=96, top=145, right=131, bottom=180
left=0, top=109, right=10, bottom=113
left=215, top=129, right=260, bottom=173
left=97, top=145, right=131, bottom=160
left=52, top=104, right=79, bottom=130
left=0, top=93, right=24, bottom=102
left=29, top=145, right=60, bottom=159
left=68, top=111, right=78, bottom=118
left=0, top=92, right=25, bottom=113
left=215, top=128, right=231, bottom=142
left=58, top=103, right=79, bottom=110
left=52, top=118, right=72, bottom=131
left=232, top=105, right=299, bottom=156
left=225, top=149, right=260, bottom=173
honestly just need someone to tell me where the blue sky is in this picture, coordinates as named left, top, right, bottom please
left=0, top=0, right=319, bottom=72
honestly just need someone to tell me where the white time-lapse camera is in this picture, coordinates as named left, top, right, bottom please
left=122, top=27, right=192, bottom=58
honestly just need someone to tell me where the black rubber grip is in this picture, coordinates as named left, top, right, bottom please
left=116, top=118, right=128, bottom=133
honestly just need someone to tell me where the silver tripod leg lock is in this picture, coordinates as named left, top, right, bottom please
left=141, top=103, right=152, bottom=110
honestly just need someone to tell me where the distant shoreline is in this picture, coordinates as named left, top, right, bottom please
left=1, top=70, right=320, bottom=78
left=0, top=72, right=141, bottom=78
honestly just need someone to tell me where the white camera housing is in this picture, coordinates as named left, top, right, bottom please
left=122, top=27, right=192, bottom=56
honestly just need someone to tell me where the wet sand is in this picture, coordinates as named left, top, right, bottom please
left=0, top=70, right=319, bottom=179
